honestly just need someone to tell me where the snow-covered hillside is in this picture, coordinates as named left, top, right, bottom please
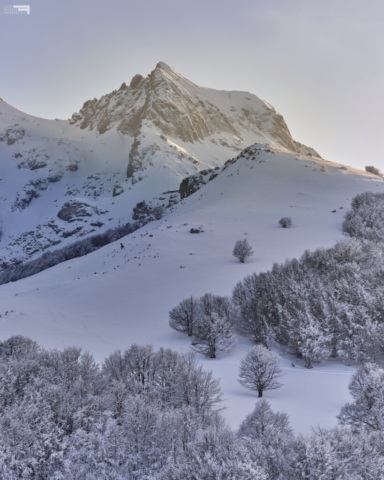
left=0, top=62, right=318, bottom=268
left=0, top=143, right=382, bottom=433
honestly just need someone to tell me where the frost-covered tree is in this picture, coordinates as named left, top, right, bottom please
left=337, top=304, right=380, bottom=365
left=338, top=363, right=384, bottom=433
left=297, top=317, right=331, bottom=368
left=192, top=312, right=236, bottom=359
left=233, top=239, right=253, bottom=263
left=199, top=293, right=236, bottom=325
left=3, top=334, right=384, bottom=478
left=232, top=273, right=276, bottom=346
left=169, top=296, right=199, bottom=336
left=343, top=191, right=384, bottom=241
left=230, top=235, right=384, bottom=367
left=278, top=217, right=292, bottom=228
left=238, top=400, right=293, bottom=479
left=238, top=399, right=292, bottom=445
left=169, top=294, right=236, bottom=340
left=289, top=427, right=384, bottom=480
left=239, top=345, right=283, bottom=397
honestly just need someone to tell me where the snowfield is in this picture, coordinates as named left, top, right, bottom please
left=0, top=143, right=382, bottom=433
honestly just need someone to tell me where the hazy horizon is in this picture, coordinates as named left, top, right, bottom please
left=1, top=0, right=383, bottom=170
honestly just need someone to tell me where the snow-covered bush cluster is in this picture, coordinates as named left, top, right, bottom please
left=132, top=200, right=166, bottom=221
left=1, top=336, right=384, bottom=479
left=169, top=293, right=236, bottom=358
left=233, top=238, right=384, bottom=366
left=278, top=217, right=292, bottom=228
left=0, top=218, right=150, bottom=285
left=343, top=191, right=384, bottom=242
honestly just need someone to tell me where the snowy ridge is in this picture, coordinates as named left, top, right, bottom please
left=0, top=63, right=319, bottom=268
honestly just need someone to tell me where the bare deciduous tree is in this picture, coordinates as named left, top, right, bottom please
left=192, top=312, right=236, bottom=359
left=169, top=296, right=199, bottom=336
left=239, top=345, right=283, bottom=397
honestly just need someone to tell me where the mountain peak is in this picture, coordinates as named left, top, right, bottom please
left=155, top=61, right=172, bottom=72
left=129, top=74, right=144, bottom=89
left=69, top=63, right=320, bottom=163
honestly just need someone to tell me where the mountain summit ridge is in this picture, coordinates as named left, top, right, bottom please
left=69, top=61, right=320, bottom=170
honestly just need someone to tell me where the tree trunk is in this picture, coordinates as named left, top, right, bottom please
left=258, top=389, right=263, bottom=398
left=305, top=357, right=313, bottom=369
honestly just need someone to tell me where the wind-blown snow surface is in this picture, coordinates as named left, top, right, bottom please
left=0, top=144, right=383, bottom=433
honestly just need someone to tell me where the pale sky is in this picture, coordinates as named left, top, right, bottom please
left=1, top=0, right=383, bottom=169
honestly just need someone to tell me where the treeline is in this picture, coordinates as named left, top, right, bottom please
left=0, top=219, right=150, bottom=285
left=232, top=238, right=384, bottom=367
left=171, top=238, right=384, bottom=368
left=1, top=335, right=384, bottom=479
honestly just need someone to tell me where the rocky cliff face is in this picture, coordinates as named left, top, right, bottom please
left=70, top=62, right=320, bottom=179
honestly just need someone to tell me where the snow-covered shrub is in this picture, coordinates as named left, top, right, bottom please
left=153, top=205, right=166, bottom=220
left=233, top=238, right=254, bottom=263
left=278, top=217, right=292, bottom=228
left=132, top=200, right=152, bottom=220
left=365, top=165, right=382, bottom=176
left=238, top=345, right=283, bottom=397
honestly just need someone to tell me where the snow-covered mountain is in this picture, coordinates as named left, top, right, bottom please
left=0, top=62, right=318, bottom=268
left=3, top=63, right=384, bottom=434
left=69, top=61, right=319, bottom=174
left=0, top=141, right=383, bottom=433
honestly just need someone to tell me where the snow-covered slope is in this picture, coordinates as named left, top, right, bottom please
left=0, top=143, right=382, bottom=433
left=0, top=62, right=318, bottom=268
